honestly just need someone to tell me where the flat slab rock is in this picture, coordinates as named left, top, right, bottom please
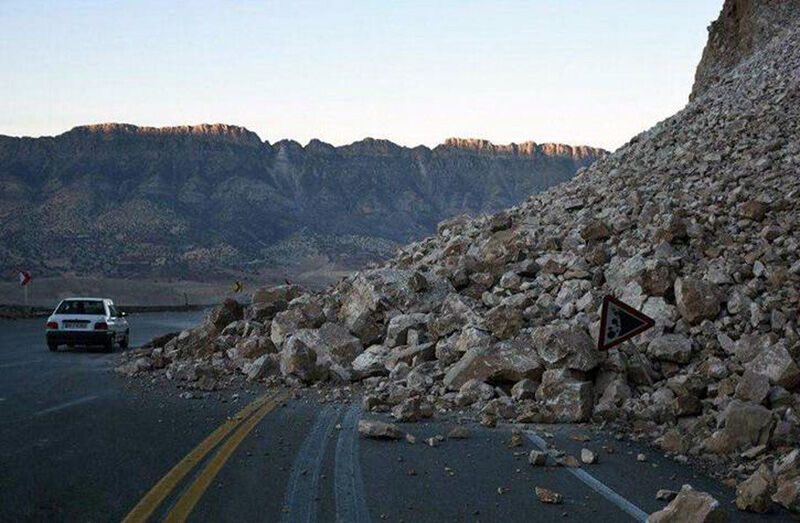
left=648, top=484, right=726, bottom=523
left=357, top=419, right=405, bottom=440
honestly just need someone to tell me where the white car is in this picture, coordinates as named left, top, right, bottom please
left=45, top=297, right=130, bottom=352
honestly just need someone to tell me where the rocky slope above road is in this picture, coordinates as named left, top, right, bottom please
left=0, top=126, right=604, bottom=283
left=118, top=0, right=800, bottom=515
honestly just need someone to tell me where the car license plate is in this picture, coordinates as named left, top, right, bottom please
left=64, top=321, right=84, bottom=329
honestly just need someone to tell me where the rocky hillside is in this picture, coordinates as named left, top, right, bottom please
left=119, top=0, right=800, bottom=514
left=0, top=126, right=604, bottom=283
left=691, top=0, right=800, bottom=100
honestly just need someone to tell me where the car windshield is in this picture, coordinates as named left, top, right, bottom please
left=55, top=300, right=106, bottom=315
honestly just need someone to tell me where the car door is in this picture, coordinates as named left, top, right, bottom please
left=106, top=302, right=124, bottom=340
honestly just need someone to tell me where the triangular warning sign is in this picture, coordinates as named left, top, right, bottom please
left=598, top=295, right=655, bottom=351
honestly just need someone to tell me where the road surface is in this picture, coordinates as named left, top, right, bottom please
left=0, top=313, right=792, bottom=521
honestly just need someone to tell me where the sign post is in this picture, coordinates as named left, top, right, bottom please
left=598, top=295, right=656, bottom=386
left=18, top=271, right=32, bottom=306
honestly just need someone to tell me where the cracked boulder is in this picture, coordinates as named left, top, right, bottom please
left=535, top=368, right=593, bottom=422
left=532, top=324, right=601, bottom=372
left=443, top=335, right=544, bottom=391
left=736, top=464, right=774, bottom=513
left=674, top=278, right=721, bottom=325
left=703, top=401, right=775, bottom=454
left=648, top=335, right=693, bottom=364
left=648, top=484, right=725, bottom=523
left=744, top=341, right=800, bottom=389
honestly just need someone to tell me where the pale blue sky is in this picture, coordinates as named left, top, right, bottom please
left=0, top=0, right=721, bottom=151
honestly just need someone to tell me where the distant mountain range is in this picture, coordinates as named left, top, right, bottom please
left=0, top=123, right=606, bottom=285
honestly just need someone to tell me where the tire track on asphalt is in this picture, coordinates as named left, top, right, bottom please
left=523, top=431, right=648, bottom=522
left=281, top=406, right=340, bottom=523
left=334, top=405, right=371, bottom=523
left=33, top=394, right=100, bottom=416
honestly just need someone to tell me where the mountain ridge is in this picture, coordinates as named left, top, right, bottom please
left=0, top=123, right=605, bottom=160
left=0, top=124, right=606, bottom=285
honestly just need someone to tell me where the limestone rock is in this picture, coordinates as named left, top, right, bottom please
left=744, top=342, right=800, bottom=389
left=529, top=450, right=547, bottom=466
left=703, top=401, right=774, bottom=454
left=648, top=485, right=725, bottom=523
left=280, top=336, right=326, bottom=383
left=535, top=369, right=593, bottom=422
left=532, top=324, right=601, bottom=372
left=674, top=278, right=720, bottom=325
left=734, top=370, right=770, bottom=404
left=351, top=345, right=391, bottom=377
left=443, top=340, right=543, bottom=391
left=358, top=420, right=405, bottom=440
left=773, top=477, right=800, bottom=513
left=385, top=313, right=429, bottom=348
left=648, top=335, right=693, bottom=364
left=736, top=464, right=774, bottom=513
left=208, top=299, right=244, bottom=332
left=534, top=486, right=563, bottom=504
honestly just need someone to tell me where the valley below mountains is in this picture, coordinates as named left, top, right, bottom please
left=0, top=127, right=605, bottom=300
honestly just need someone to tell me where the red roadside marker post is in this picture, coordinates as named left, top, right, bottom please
left=18, top=270, right=32, bottom=306
left=598, top=295, right=656, bottom=386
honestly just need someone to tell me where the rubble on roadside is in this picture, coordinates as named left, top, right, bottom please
left=116, top=0, right=800, bottom=507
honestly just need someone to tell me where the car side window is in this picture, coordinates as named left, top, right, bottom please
left=108, top=305, right=119, bottom=318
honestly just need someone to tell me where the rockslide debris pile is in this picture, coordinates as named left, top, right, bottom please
left=118, top=0, right=800, bottom=513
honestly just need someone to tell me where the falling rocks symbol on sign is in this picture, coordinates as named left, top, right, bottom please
left=598, top=295, right=655, bottom=351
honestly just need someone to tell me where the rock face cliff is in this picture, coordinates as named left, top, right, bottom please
left=121, top=1, right=800, bottom=512
left=691, top=0, right=800, bottom=100
left=0, top=128, right=605, bottom=282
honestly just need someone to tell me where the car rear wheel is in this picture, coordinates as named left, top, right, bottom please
left=103, top=337, right=114, bottom=353
left=120, top=331, right=129, bottom=349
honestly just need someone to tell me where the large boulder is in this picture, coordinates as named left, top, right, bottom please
left=648, top=335, right=693, bottom=364
left=773, top=477, right=800, bottom=513
left=270, top=302, right=325, bottom=349
left=674, top=278, right=721, bottom=325
left=358, top=420, right=405, bottom=440
left=220, top=320, right=266, bottom=338
left=443, top=336, right=543, bottom=391
left=289, top=323, right=363, bottom=380
left=648, top=484, right=726, bottom=523
left=532, top=324, right=601, bottom=372
left=242, top=354, right=276, bottom=381
left=351, top=345, right=391, bottom=377
left=233, top=336, right=276, bottom=360
left=454, top=326, right=494, bottom=354
left=736, top=464, right=774, bottom=513
left=252, top=284, right=304, bottom=305
left=734, top=370, right=770, bottom=404
left=167, top=324, right=216, bottom=359
left=391, top=397, right=433, bottom=422
left=339, top=268, right=453, bottom=345
left=208, top=299, right=244, bottom=332
left=744, top=341, right=800, bottom=389
left=280, top=336, right=327, bottom=383
left=703, top=401, right=775, bottom=454
left=384, top=343, right=436, bottom=370
left=428, top=294, right=482, bottom=339
left=483, top=304, right=525, bottom=340
left=246, top=284, right=303, bottom=322
left=535, top=368, right=593, bottom=422
left=385, top=313, right=429, bottom=347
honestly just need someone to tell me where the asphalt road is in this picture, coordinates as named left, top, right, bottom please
left=0, top=313, right=793, bottom=522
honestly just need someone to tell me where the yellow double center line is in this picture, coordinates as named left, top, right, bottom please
left=123, top=389, right=290, bottom=523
